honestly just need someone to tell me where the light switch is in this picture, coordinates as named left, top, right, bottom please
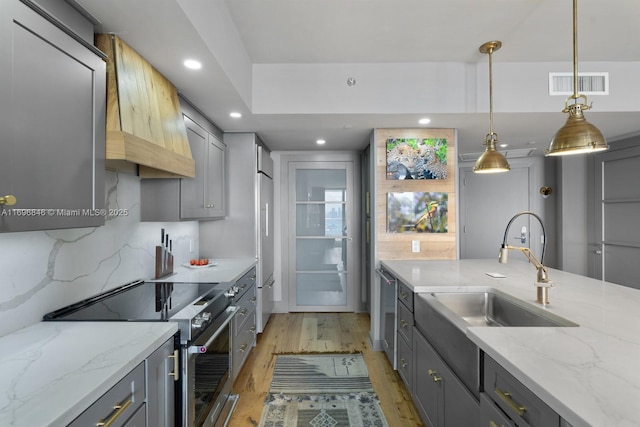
left=412, top=240, right=420, bottom=253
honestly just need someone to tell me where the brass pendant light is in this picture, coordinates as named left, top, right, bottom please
left=546, top=0, right=609, bottom=156
left=473, top=41, right=510, bottom=173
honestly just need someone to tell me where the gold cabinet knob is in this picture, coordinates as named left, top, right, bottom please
left=0, top=195, right=16, bottom=206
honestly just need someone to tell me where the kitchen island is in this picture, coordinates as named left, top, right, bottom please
left=381, top=259, right=640, bottom=427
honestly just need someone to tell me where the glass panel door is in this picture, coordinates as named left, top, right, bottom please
left=289, top=162, right=354, bottom=310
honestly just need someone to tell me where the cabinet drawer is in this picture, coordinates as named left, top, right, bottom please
left=397, top=301, right=413, bottom=345
left=232, top=310, right=256, bottom=381
left=480, top=392, right=515, bottom=427
left=483, top=355, right=560, bottom=427
left=398, top=281, right=414, bottom=311
left=123, top=403, right=146, bottom=426
left=397, top=334, right=413, bottom=393
left=234, top=268, right=257, bottom=300
left=69, top=363, right=145, bottom=427
left=233, top=285, right=256, bottom=334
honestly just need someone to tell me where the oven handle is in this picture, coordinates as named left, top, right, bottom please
left=189, top=306, right=238, bottom=352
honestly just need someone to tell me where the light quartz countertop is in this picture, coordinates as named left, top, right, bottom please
left=0, top=257, right=257, bottom=427
left=0, top=321, right=178, bottom=427
left=380, top=259, right=640, bottom=427
left=149, top=257, right=257, bottom=283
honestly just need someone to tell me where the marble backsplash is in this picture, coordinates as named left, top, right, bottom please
left=0, top=171, right=199, bottom=337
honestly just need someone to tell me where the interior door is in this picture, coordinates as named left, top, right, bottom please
left=460, top=166, right=531, bottom=260
left=592, top=145, right=640, bottom=289
left=288, top=161, right=356, bottom=311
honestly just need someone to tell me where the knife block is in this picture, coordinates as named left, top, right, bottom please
left=155, top=246, right=174, bottom=279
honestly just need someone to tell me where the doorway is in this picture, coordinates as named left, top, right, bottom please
left=591, top=144, right=640, bottom=289
left=460, top=165, right=532, bottom=260
left=283, top=154, right=361, bottom=312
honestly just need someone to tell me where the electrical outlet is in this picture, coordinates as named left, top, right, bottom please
left=412, top=240, right=420, bottom=253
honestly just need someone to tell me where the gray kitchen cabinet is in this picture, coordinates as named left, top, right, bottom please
left=483, top=354, right=560, bottom=427
left=0, top=0, right=106, bottom=233
left=414, top=328, right=479, bottom=427
left=397, top=281, right=414, bottom=392
left=146, top=337, right=178, bottom=427
left=68, top=363, right=146, bottom=427
left=232, top=267, right=257, bottom=382
left=480, top=392, right=515, bottom=427
left=141, top=111, right=226, bottom=221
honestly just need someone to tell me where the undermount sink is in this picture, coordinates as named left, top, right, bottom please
left=429, top=290, right=578, bottom=328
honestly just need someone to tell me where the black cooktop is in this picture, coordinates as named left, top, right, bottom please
left=43, top=280, right=228, bottom=322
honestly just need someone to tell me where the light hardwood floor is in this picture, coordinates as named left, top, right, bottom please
left=228, top=312, right=424, bottom=426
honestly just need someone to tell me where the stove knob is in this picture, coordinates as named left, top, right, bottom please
left=193, top=318, right=204, bottom=329
left=201, top=312, right=212, bottom=321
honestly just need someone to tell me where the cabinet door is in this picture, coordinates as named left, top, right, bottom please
left=181, top=116, right=208, bottom=219
left=0, top=0, right=105, bottom=232
left=204, top=134, right=225, bottom=218
left=146, top=338, right=178, bottom=427
left=414, top=329, right=479, bottom=427
left=414, top=330, right=443, bottom=427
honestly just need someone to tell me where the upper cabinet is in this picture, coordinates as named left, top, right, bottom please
left=0, top=0, right=106, bottom=232
left=95, top=34, right=195, bottom=178
left=141, top=99, right=226, bottom=222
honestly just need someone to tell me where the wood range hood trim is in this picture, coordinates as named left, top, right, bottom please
left=96, top=34, right=195, bottom=178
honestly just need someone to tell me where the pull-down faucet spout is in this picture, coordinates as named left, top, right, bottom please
left=498, top=211, right=552, bottom=305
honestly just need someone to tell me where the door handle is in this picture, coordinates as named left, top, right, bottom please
left=514, top=226, right=527, bottom=244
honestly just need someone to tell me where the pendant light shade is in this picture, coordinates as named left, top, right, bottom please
left=473, top=41, right=510, bottom=173
left=545, top=0, right=608, bottom=156
left=474, top=134, right=511, bottom=173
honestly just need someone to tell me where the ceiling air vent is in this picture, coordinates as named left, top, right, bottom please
left=459, top=148, right=536, bottom=163
left=549, top=72, right=609, bottom=95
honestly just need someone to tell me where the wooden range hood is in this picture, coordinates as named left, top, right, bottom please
left=96, top=34, right=195, bottom=178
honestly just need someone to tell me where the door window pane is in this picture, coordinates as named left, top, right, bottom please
left=296, top=238, right=346, bottom=271
left=296, top=272, right=347, bottom=306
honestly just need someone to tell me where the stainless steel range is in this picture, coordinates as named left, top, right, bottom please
left=44, top=280, right=240, bottom=427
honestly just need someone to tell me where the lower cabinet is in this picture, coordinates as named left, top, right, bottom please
left=68, top=363, right=146, bottom=427
left=67, top=335, right=179, bottom=427
left=146, top=337, right=179, bottom=427
left=413, top=328, right=479, bottom=427
left=482, top=354, right=560, bottom=427
left=231, top=267, right=257, bottom=382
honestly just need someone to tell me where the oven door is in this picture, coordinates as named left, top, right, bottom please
left=183, top=306, right=237, bottom=427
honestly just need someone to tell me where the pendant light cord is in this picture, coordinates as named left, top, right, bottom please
left=489, top=46, right=494, bottom=135
left=572, top=0, right=578, bottom=101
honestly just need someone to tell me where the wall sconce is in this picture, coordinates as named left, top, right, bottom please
left=540, top=186, right=553, bottom=198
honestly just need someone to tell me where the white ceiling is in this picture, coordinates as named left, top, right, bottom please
left=74, top=0, right=640, bottom=156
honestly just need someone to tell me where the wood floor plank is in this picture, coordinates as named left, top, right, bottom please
left=228, top=312, right=424, bottom=426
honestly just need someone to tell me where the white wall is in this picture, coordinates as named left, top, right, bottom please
left=0, top=171, right=199, bottom=337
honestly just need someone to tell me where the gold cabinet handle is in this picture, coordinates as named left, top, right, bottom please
left=496, top=387, right=527, bottom=416
left=399, top=291, right=408, bottom=300
left=428, top=369, right=442, bottom=382
left=249, top=326, right=256, bottom=334
left=250, top=297, right=257, bottom=304
left=96, top=397, right=132, bottom=427
left=400, top=358, right=408, bottom=368
left=239, top=343, right=248, bottom=352
left=0, top=195, right=17, bottom=206
left=168, top=349, right=179, bottom=382
left=239, top=308, right=248, bottom=316
left=489, top=421, right=506, bottom=427
left=399, top=319, right=409, bottom=328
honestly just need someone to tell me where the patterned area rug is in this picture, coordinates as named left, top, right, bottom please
left=258, top=354, right=389, bottom=427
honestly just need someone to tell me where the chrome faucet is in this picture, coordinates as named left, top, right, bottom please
left=498, top=211, right=553, bottom=305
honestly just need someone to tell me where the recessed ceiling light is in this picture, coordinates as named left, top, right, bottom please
left=418, top=118, right=431, bottom=125
left=316, top=139, right=326, bottom=145
left=183, top=59, right=202, bottom=70
left=229, top=112, right=242, bottom=118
